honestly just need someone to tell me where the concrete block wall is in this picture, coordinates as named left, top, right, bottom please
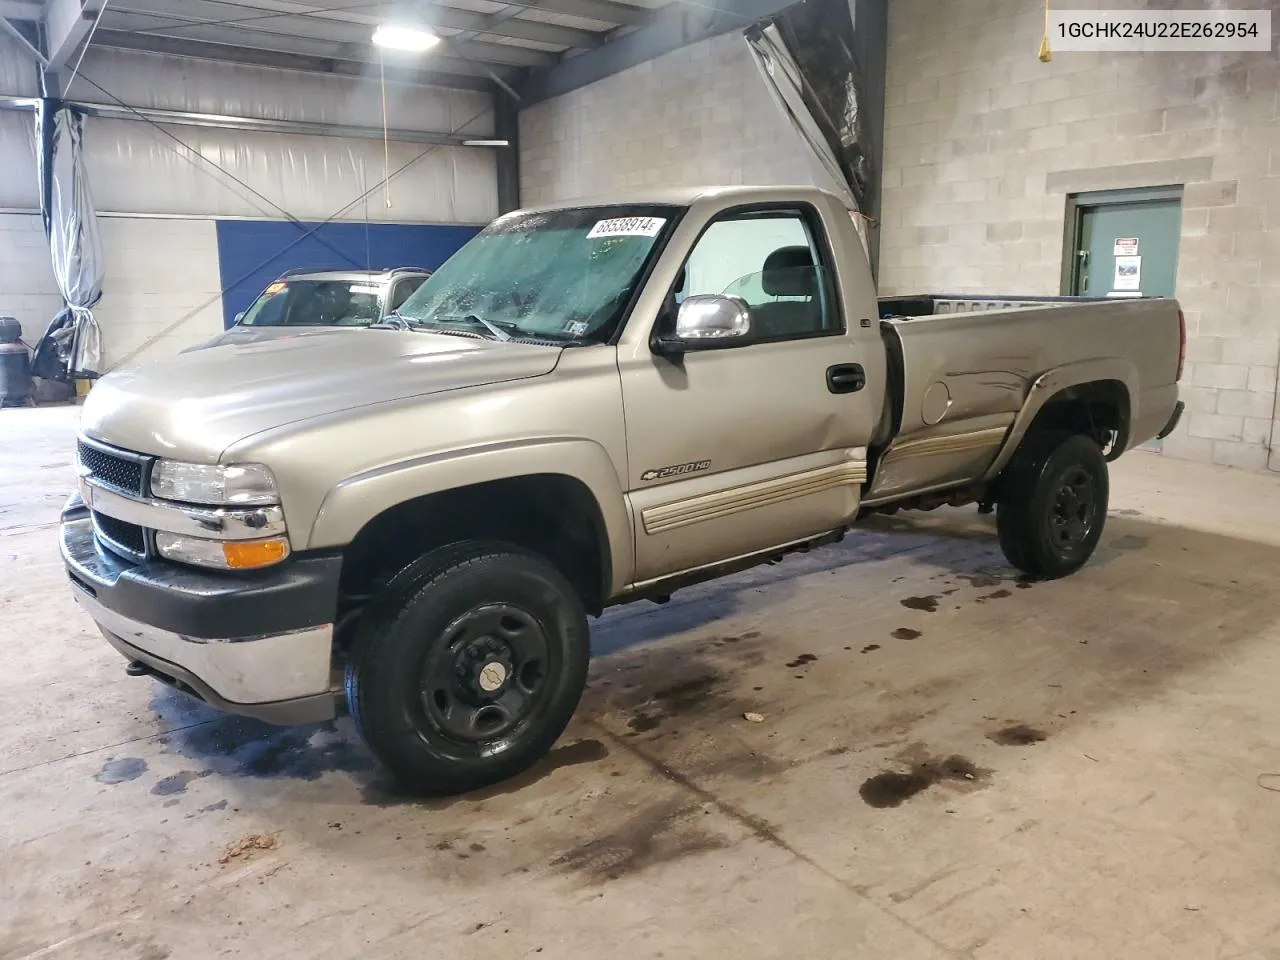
left=94, top=218, right=224, bottom=370
left=880, top=0, right=1280, bottom=471
left=0, top=215, right=63, bottom=343
left=0, top=214, right=223, bottom=371
left=519, top=31, right=812, bottom=205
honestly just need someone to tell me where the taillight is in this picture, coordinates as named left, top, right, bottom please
left=1176, top=308, right=1186, bottom=382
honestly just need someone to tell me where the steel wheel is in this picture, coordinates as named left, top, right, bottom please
left=418, top=603, right=550, bottom=744
left=1048, top=466, right=1098, bottom=550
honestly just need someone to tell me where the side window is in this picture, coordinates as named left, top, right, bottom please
left=389, top=277, right=425, bottom=313
left=679, top=210, right=837, bottom=340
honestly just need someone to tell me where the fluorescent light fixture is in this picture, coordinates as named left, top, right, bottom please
left=372, top=24, right=440, bottom=52
left=462, top=139, right=511, bottom=147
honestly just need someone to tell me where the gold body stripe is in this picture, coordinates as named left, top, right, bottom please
left=642, top=460, right=868, bottom=534
left=877, top=425, right=1008, bottom=466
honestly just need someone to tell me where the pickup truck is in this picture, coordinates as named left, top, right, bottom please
left=62, top=185, right=1185, bottom=795
left=196, top=267, right=433, bottom=349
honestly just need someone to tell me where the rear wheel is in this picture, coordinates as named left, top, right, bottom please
left=345, top=540, right=590, bottom=795
left=996, top=432, right=1108, bottom=579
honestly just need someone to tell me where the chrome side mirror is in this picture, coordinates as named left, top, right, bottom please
left=652, top=294, right=752, bottom=360
left=675, top=294, right=751, bottom=340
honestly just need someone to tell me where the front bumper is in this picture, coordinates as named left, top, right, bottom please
left=61, top=496, right=342, bottom=725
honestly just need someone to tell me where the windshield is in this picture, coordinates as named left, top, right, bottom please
left=396, top=205, right=680, bottom=343
left=239, top=279, right=382, bottom=327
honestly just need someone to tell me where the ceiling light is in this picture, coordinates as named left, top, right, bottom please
left=462, top=139, right=510, bottom=147
left=372, top=24, right=440, bottom=53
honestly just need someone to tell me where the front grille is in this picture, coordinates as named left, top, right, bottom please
left=92, top=510, right=147, bottom=559
left=78, top=440, right=146, bottom=496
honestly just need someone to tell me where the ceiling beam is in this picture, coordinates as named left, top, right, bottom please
left=0, top=14, right=45, bottom=65
left=106, top=0, right=604, bottom=52
left=520, top=0, right=798, bottom=103
left=98, top=10, right=557, bottom=67
left=45, top=0, right=109, bottom=70
left=0, top=1, right=42, bottom=20
left=0, top=94, right=491, bottom=146
left=503, top=0, right=651, bottom=27
left=89, top=28, right=502, bottom=92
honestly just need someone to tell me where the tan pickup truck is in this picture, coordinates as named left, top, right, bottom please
left=62, top=185, right=1185, bottom=794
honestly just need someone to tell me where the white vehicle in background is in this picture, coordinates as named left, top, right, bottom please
left=196, top=267, right=432, bottom=349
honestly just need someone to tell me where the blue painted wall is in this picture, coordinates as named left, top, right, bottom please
left=214, top=219, right=481, bottom=328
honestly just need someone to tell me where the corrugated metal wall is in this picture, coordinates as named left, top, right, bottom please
left=0, top=36, right=497, bottom=365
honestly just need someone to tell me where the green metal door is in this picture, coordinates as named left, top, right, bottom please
left=1070, top=195, right=1181, bottom=298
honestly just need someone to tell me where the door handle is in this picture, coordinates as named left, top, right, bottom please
left=827, top=363, right=866, bottom=394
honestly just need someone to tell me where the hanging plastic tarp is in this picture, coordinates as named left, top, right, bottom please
left=744, top=0, right=875, bottom=256
left=34, top=98, right=104, bottom=379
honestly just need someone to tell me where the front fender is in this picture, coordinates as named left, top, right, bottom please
left=983, top=357, right=1139, bottom=481
left=306, top=437, right=635, bottom=597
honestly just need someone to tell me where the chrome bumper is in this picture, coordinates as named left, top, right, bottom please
left=62, top=508, right=340, bottom=725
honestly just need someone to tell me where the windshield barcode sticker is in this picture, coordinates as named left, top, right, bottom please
left=587, top=217, right=666, bottom=239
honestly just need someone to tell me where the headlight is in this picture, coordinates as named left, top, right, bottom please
left=150, top=460, right=278, bottom=505
left=155, top=532, right=291, bottom=570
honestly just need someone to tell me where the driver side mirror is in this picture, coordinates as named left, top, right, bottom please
left=651, top=294, right=752, bottom=359
left=233, top=311, right=245, bottom=325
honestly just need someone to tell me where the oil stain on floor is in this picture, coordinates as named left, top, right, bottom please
left=859, top=753, right=990, bottom=809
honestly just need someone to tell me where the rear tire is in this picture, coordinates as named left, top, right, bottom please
left=345, top=540, right=590, bottom=796
left=996, top=432, right=1108, bottom=579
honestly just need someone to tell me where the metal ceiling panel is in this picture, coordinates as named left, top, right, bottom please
left=99, top=8, right=558, bottom=66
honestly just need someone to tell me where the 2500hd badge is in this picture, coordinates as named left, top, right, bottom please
left=641, top=460, right=711, bottom=482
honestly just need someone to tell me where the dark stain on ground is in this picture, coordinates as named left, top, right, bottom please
left=1016, top=580, right=1034, bottom=590
left=1114, top=508, right=1143, bottom=518
left=151, top=769, right=212, bottom=796
left=860, top=754, right=989, bottom=809
left=862, top=644, right=881, bottom=654
left=785, top=653, right=818, bottom=669
left=892, top=627, right=922, bottom=640
left=152, top=695, right=376, bottom=782
left=550, top=801, right=729, bottom=883
left=1111, top=535, right=1148, bottom=550
left=200, top=800, right=228, bottom=813
left=977, top=589, right=1012, bottom=602
left=95, top=757, right=147, bottom=784
left=628, top=713, right=662, bottom=733
left=362, top=739, right=608, bottom=806
left=901, top=595, right=940, bottom=613
left=651, top=675, right=719, bottom=712
left=988, top=724, right=1047, bottom=746
left=957, top=573, right=1001, bottom=588
left=469, top=842, right=486, bottom=853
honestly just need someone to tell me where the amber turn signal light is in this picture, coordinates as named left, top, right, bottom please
left=222, top=538, right=290, bottom=569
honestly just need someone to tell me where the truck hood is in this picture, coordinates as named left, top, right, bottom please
left=81, top=328, right=562, bottom=461
left=184, top=325, right=366, bottom=351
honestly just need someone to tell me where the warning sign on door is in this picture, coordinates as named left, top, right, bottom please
left=1112, top=237, right=1139, bottom=256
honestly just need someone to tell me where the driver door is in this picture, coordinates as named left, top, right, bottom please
left=619, top=204, right=877, bottom=583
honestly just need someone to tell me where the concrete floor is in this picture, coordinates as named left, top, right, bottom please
left=5, top=405, right=1280, bottom=960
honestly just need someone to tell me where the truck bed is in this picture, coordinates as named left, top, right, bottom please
left=864, top=295, right=1182, bottom=506
left=878, top=293, right=1141, bottom=318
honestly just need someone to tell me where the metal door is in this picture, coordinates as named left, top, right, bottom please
left=1068, top=191, right=1181, bottom=299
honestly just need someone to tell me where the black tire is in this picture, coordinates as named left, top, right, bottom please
left=345, top=540, right=590, bottom=796
left=996, top=432, right=1109, bottom=579
left=0, top=317, right=21, bottom=344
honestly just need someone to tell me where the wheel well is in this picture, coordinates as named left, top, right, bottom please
left=1025, top=379, right=1130, bottom=458
left=337, top=475, right=612, bottom=634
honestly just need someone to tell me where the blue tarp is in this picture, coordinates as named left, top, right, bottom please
left=215, top=219, right=481, bottom=328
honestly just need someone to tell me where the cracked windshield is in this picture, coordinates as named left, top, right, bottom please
left=396, top=205, right=678, bottom=342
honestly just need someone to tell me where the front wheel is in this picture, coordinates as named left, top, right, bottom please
left=996, top=432, right=1109, bottom=579
left=345, top=541, right=590, bottom=796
